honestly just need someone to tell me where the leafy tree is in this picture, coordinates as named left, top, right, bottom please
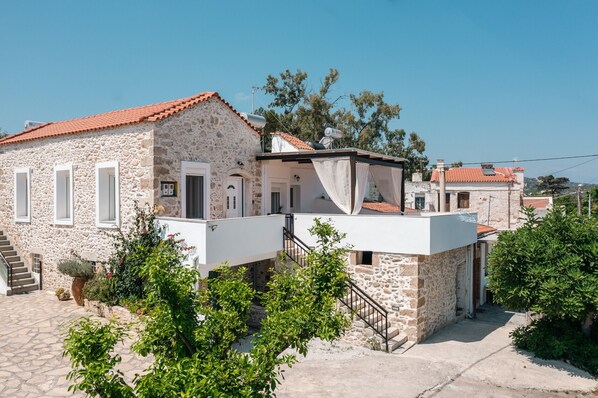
left=451, top=161, right=463, bottom=168
left=536, top=174, right=570, bottom=196
left=64, top=219, right=350, bottom=397
left=0, top=127, right=8, bottom=139
left=488, top=207, right=598, bottom=337
left=259, top=68, right=428, bottom=178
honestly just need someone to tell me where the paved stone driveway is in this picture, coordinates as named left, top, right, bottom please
left=0, top=291, right=148, bottom=398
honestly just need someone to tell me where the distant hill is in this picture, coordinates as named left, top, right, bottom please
left=524, top=177, right=596, bottom=196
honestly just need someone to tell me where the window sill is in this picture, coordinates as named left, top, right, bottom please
left=96, top=221, right=119, bottom=229
left=54, top=219, right=74, bottom=226
left=14, top=217, right=30, bottom=224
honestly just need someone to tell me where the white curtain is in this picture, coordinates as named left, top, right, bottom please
left=370, top=165, right=403, bottom=207
left=312, top=157, right=370, bottom=215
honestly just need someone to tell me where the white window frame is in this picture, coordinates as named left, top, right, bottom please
left=95, top=161, right=120, bottom=228
left=181, top=161, right=210, bottom=220
left=54, top=164, right=74, bottom=225
left=14, top=167, right=31, bottom=223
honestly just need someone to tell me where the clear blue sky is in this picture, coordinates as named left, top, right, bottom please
left=1, top=1, right=597, bottom=182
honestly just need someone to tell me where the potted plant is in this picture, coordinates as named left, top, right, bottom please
left=57, top=258, right=95, bottom=306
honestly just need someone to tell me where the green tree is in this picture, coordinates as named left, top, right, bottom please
left=488, top=207, right=598, bottom=337
left=0, top=127, right=8, bottom=139
left=536, top=175, right=570, bottom=196
left=259, top=68, right=429, bottom=178
left=64, top=219, right=350, bottom=397
left=554, top=185, right=598, bottom=218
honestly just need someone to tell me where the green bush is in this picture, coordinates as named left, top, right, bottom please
left=512, top=318, right=598, bottom=376
left=83, top=273, right=116, bottom=305
left=108, top=203, right=165, bottom=303
left=58, top=258, right=95, bottom=279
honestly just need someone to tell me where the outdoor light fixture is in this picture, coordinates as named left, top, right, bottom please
left=237, top=161, right=244, bottom=167
left=293, top=174, right=300, bottom=182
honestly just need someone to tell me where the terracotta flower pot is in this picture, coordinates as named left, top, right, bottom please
left=71, top=277, right=87, bottom=306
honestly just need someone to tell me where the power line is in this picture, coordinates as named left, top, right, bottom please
left=548, top=157, right=598, bottom=176
left=458, top=153, right=598, bottom=166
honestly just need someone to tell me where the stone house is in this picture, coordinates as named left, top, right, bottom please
left=0, top=94, right=478, bottom=351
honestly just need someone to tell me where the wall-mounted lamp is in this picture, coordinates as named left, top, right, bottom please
left=208, top=224, right=218, bottom=231
left=237, top=161, right=245, bottom=167
left=293, top=174, right=300, bottom=182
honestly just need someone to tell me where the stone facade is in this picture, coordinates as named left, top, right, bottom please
left=344, top=247, right=467, bottom=344
left=0, top=124, right=154, bottom=290
left=153, top=99, right=262, bottom=219
left=0, top=98, right=263, bottom=291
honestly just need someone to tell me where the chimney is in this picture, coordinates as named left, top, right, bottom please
left=411, top=172, right=422, bottom=182
left=438, top=159, right=446, bottom=212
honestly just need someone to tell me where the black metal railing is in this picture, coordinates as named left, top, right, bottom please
left=340, top=279, right=389, bottom=352
left=282, top=226, right=391, bottom=352
left=284, top=214, right=294, bottom=234
left=283, top=227, right=311, bottom=268
left=0, top=250, right=13, bottom=289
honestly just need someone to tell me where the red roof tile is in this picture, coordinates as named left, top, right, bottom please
left=0, top=92, right=261, bottom=146
left=522, top=198, right=551, bottom=209
left=271, top=131, right=314, bottom=151
left=477, top=224, right=497, bottom=235
left=361, top=202, right=417, bottom=213
left=431, top=167, right=516, bottom=183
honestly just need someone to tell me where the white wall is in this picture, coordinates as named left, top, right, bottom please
left=292, top=212, right=477, bottom=256
left=157, top=215, right=285, bottom=276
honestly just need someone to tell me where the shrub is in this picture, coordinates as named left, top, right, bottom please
left=108, top=203, right=164, bottom=303
left=83, top=273, right=116, bottom=305
left=55, top=288, right=65, bottom=297
left=58, top=258, right=95, bottom=280
left=512, top=318, right=598, bottom=376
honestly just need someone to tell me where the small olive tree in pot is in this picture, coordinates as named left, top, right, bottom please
left=58, top=258, right=95, bottom=306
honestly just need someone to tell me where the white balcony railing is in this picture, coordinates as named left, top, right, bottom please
left=292, top=212, right=478, bottom=256
left=157, top=215, right=285, bottom=274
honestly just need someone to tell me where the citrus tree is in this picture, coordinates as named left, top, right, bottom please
left=64, top=218, right=349, bottom=397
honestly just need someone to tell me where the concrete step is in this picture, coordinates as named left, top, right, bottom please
left=0, top=245, right=14, bottom=252
left=0, top=250, right=17, bottom=257
left=0, top=236, right=7, bottom=242
left=9, top=261, right=25, bottom=268
left=0, top=240, right=10, bottom=247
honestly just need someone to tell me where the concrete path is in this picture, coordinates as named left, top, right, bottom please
left=277, top=305, right=598, bottom=398
left=0, top=291, right=145, bottom=398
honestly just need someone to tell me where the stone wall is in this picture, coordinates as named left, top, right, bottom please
left=153, top=98, right=262, bottom=219
left=344, top=247, right=467, bottom=344
left=0, top=125, right=154, bottom=290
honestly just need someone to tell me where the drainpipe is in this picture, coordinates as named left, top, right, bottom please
left=438, top=159, right=446, bottom=212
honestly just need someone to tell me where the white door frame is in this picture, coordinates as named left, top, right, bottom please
left=181, top=161, right=210, bottom=219
left=226, top=176, right=244, bottom=218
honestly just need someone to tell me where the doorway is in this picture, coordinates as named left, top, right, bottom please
left=226, top=176, right=244, bottom=218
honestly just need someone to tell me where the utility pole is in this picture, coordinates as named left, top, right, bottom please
left=589, top=191, right=592, bottom=218
left=577, top=184, right=583, bottom=216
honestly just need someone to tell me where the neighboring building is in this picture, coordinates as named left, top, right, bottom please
left=522, top=196, right=553, bottom=218
left=0, top=95, right=478, bottom=351
left=405, top=167, right=524, bottom=231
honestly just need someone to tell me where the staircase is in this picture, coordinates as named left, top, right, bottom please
left=282, top=226, right=407, bottom=352
left=0, top=231, right=39, bottom=295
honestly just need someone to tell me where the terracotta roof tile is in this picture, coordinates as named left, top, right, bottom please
left=271, top=131, right=314, bottom=151
left=522, top=198, right=551, bottom=209
left=361, top=201, right=416, bottom=213
left=477, top=224, right=497, bottom=235
left=431, top=167, right=516, bottom=183
left=0, top=92, right=261, bottom=146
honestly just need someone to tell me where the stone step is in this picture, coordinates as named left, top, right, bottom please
left=9, top=283, right=38, bottom=295
left=4, top=255, right=21, bottom=264
left=0, top=245, right=14, bottom=252
left=11, top=271, right=32, bottom=280
left=388, top=333, right=409, bottom=352
left=11, top=266, right=29, bottom=275
left=12, top=277, right=35, bottom=287
left=0, top=236, right=7, bottom=241
left=9, top=261, right=25, bottom=268
left=0, top=240, right=10, bottom=246
left=1, top=250, right=17, bottom=257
